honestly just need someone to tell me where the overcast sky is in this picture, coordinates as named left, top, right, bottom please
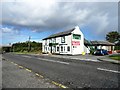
left=1, top=0, right=119, bottom=45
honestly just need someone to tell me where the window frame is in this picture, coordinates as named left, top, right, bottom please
left=52, top=38, right=56, bottom=43
left=61, top=36, right=65, bottom=43
left=57, top=46, right=59, bottom=52
left=61, top=46, right=63, bottom=52
left=67, top=46, right=70, bottom=51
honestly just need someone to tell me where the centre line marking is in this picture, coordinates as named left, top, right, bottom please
left=97, top=68, right=120, bottom=74
left=19, top=66, right=24, bottom=69
left=37, top=58, right=69, bottom=65
left=25, top=68, right=32, bottom=72
left=14, top=63, right=18, bottom=66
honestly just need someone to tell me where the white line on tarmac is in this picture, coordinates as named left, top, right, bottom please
left=97, top=68, right=120, bottom=74
left=22, top=56, right=31, bottom=58
left=37, top=58, right=69, bottom=65
left=74, top=58, right=101, bottom=62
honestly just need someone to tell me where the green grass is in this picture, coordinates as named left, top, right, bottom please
left=109, top=55, right=120, bottom=61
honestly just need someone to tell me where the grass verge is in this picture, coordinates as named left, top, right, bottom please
left=109, top=54, right=120, bottom=61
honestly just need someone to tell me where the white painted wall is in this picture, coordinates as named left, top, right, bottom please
left=42, top=26, right=90, bottom=55
left=59, top=35, right=72, bottom=54
left=84, top=45, right=90, bottom=54
left=71, top=26, right=84, bottom=55
left=97, top=46, right=113, bottom=51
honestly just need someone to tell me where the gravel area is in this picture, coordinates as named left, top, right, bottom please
left=2, top=58, right=58, bottom=88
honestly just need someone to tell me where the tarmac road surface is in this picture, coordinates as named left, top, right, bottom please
left=2, top=53, right=120, bottom=88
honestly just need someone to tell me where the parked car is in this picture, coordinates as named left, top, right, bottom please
left=93, top=49, right=109, bottom=55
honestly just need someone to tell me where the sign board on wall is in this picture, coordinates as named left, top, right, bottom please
left=72, top=41, right=80, bottom=46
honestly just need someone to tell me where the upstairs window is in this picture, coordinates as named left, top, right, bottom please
left=73, top=34, right=81, bottom=40
left=49, top=39, right=52, bottom=43
left=61, top=36, right=65, bottom=43
left=52, top=38, right=56, bottom=43
left=45, top=40, right=47, bottom=45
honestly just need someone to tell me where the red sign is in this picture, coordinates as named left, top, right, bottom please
left=72, top=41, right=80, bottom=46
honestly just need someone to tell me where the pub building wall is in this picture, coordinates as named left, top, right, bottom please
left=42, top=26, right=90, bottom=55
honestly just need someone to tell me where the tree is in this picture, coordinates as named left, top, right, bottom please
left=12, top=41, right=42, bottom=52
left=106, top=31, right=120, bottom=43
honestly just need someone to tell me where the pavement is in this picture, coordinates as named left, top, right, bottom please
left=2, top=56, right=58, bottom=88
left=97, top=55, right=120, bottom=64
left=32, top=54, right=102, bottom=62
left=32, top=53, right=120, bottom=64
left=2, top=53, right=120, bottom=88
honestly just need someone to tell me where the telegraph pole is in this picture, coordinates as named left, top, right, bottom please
left=28, top=36, right=31, bottom=52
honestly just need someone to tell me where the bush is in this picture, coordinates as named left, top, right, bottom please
left=12, top=41, right=42, bottom=53
left=115, top=46, right=120, bottom=50
left=90, top=48, right=96, bottom=55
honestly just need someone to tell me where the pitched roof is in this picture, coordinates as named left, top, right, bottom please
left=114, top=40, right=120, bottom=45
left=90, top=41, right=115, bottom=46
left=43, top=28, right=75, bottom=40
left=84, top=39, right=92, bottom=45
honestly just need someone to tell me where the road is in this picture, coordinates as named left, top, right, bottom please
left=3, top=53, right=120, bottom=88
left=2, top=57, right=58, bottom=88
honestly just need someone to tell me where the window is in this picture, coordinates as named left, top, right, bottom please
left=64, top=46, right=65, bottom=51
left=52, top=38, right=56, bottom=43
left=61, top=36, right=65, bottom=43
left=61, top=46, right=63, bottom=51
left=54, top=46, right=56, bottom=52
left=73, top=34, right=81, bottom=40
left=45, top=40, right=47, bottom=45
left=45, top=47, right=47, bottom=51
left=57, top=47, right=59, bottom=52
left=49, top=39, right=51, bottom=43
left=67, top=46, right=70, bottom=51
left=73, top=46, right=77, bottom=48
left=48, top=47, right=49, bottom=51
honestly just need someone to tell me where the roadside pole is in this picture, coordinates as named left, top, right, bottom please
left=28, top=36, right=31, bottom=52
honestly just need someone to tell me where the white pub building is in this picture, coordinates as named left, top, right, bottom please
left=42, top=26, right=90, bottom=55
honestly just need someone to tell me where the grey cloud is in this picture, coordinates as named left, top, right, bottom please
left=1, top=1, right=118, bottom=38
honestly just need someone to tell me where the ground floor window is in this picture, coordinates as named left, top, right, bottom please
left=67, top=46, right=70, bottom=51
left=61, top=46, right=63, bottom=51
left=73, top=46, right=77, bottom=48
left=57, top=46, right=59, bottom=52
left=52, top=46, right=55, bottom=52
left=64, top=46, right=65, bottom=51
left=46, top=47, right=47, bottom=51
left=48, top=47, right=49, bottom=51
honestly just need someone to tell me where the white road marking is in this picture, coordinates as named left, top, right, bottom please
left=38, top=58, right=69, bottom=65
left=72, top=58, right=100, bottom=62
left=22, top=56, right=31, bottom=58
left=85, top=59, right=101, bottom=62
left=97, top=68, right=120, bottom=74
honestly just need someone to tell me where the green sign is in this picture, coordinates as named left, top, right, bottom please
left=73, top=34, right=81, bottom=40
